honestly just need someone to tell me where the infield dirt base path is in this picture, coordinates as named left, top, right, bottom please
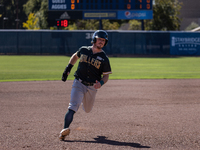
left=0, top=79, right=200, bottom=150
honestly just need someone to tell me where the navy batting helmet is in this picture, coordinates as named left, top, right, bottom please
left=91, top=30, right=108, bottom=46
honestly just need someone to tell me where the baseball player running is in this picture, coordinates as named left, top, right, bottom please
left=59, top=30, right=112, bottom=140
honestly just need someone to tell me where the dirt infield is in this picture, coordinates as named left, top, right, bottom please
left=0, top=79, right=200, bottom=150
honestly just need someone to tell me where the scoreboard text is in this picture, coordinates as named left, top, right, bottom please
left=49, top=0, right=152, bottom=11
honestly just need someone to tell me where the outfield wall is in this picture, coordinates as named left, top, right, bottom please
left=0, top=30, right=199, bottom=56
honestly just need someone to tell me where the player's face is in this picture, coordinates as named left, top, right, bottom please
left=95, top=38, right=106, bottom=49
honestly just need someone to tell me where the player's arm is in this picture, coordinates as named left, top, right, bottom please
left=69, top=52, right=79, bottom=65
left=94, top=74, right=109, bottom=89
left=62, top=52, right=79, bottom=82
left=101, top=74, right=109, bottom=85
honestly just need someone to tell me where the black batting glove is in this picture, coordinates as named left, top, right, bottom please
left=62, top=64, right=73, bottom=82
left=62, top=73, right=68, bottom=82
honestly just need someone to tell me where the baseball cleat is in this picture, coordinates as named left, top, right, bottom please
left=59, top=128, right=70, bottom=140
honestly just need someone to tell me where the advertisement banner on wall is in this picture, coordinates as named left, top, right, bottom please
left=117, top=10, right=153, bottom=20
left=170, top=33, right=200, bottom=55
left=83, top=11, right=117, bottom=19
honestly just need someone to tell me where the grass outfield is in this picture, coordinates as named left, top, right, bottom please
left=0, top=56, right=200, bottom=82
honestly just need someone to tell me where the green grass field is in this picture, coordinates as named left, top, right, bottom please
left=0, top=56, right=200, bottom=82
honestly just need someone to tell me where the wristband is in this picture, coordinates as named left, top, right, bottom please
left=67, top=63, right=73, bottom=70
left=64, top=63, right=73, bottom=73
left=99, top=80, right=104, bottom=86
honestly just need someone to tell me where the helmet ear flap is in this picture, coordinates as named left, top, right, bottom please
left=104, top=40, right=108, bottom=46
left=93, top=37, right=96, bottom=44
left=91, top=36, right=96, bottom=44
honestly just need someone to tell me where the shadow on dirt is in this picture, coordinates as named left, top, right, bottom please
left=65, top=136, right=151, bottom=148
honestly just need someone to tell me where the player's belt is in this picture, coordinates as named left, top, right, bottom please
left=75, top=77, right=94, bottom=86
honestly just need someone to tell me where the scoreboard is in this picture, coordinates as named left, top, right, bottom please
left=56, top=19, right=68, bottom=27
left=49, top=0, right=152, bottom=11
left=48, top=0, right=153, bottom=27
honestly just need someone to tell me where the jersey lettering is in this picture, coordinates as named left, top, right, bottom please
left=80, top=54, right=101, bottom=69
left=93, top=59, right=101, bottom=69
left=80, top=54, right=88, bottom=63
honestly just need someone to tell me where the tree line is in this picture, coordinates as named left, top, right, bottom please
left=0, top=0, right=182, bottom=30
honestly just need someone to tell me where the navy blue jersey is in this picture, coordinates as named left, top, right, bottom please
left=74, top=46, right=112, bottom=83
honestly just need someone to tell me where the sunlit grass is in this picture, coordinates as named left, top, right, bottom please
left=0, top=56, right=200, bottom=82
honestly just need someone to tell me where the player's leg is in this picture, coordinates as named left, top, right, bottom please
left=68, top=79, right=87, bottom=112
left=64, top=109, right=75, bottom=128
left=59, top=109, right=75, bottom=140
left=59, top=79, right=87, bottom=140
left=82, top=86, right=97, bottom=113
